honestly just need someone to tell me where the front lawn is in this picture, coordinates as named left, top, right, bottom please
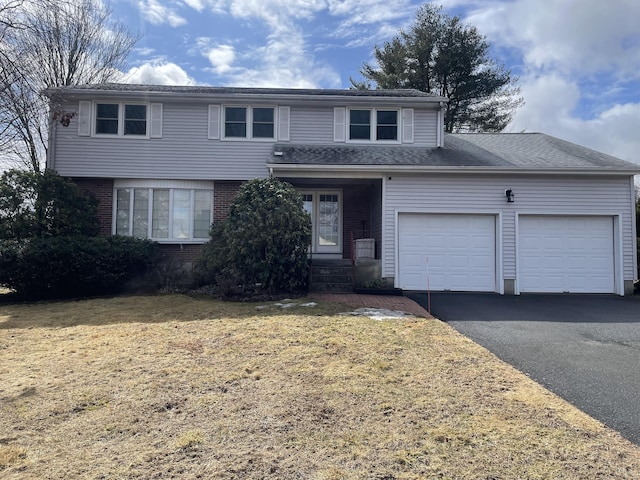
left=1, top=294, right=638, bottom=479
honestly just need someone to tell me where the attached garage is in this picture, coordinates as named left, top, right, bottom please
left=398, top=213, right=498, bottom=292
left=518, top=215, right=616, bottom=293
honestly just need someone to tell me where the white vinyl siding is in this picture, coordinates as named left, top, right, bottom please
left=384, top=174, right=636, bottom=290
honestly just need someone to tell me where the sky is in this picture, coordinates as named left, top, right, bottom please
left=112, top=0, right=640, bottom=165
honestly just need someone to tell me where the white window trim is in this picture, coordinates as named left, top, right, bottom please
left=221, top=105, right=277, bottom=141
left=346, top=107, right=401, bottom=144
left=93, top=101, right=150, bottom=138
left=299, top=189, right=343, bottom=255
left=112, top=180, right=214, bottom=244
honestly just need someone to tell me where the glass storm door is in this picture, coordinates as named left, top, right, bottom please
left=301, top=191, right=342, bottom=254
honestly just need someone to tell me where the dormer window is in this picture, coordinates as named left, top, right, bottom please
left=348, top=108, right=398, bottom=142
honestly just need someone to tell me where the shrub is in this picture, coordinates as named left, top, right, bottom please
left=0, top=235, right=158, bottom=299
left=195, top=178, right=311, bottom=294
left=0, top=169, right=99, bottom=240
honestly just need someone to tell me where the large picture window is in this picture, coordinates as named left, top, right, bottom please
left=348, top=108, right=398, bottom=142
left=115, top=187, right=212, bottom=242
left=223, top=106, right=275, bottom=139
left=95, top=103, right=147, bottom=136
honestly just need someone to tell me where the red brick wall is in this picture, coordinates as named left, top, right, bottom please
left=214, top=181, right=242, bottom=222
left=72, top=178, right=113, bottom=236
left=342, top=185, right=373, bottom=259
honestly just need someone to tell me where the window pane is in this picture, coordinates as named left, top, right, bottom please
left=225, top=123, right=247, bottom=137
left=152, top=190, right=169, bottom=238
left=115, top=189, right=130, bottom=235
left=350, top=110, right=370, bottom=124
left=125, top=105, right=147, bottom=120
left=132, top=189, right=149, bottom=238
left=124, top=104, right=147, bottom=135
left=97, top=104, right=118, bottom=118
left=350, top=125, right=370, bottom=140
left=377, top=110, right=398, bottom=140
left=172, top=190, right=191, bottom=239
left=96, top=103, right=119, bottom=135
left=193, top=191, right=212, bottom=238
left=253, top=106, right=275, bottom=138
left=225, top=107, right=246, bottom=122
left=377, top=110, right=397, bottom=125
left=253, top=123, right=274, bottom=138
left=318, top=194, right=339, bottom=246
left=253, top=107, right=274, bottom=123
left=96, top=119, right=118, bottom=134
left=349, top=110, right=371, bottom=140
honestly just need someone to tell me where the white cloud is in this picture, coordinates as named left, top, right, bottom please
left=123, top=61, right=197, bottom=85
left=137, top=0, right=187, bottom=27
left=182, top=0, right=205, bottom=10
left=206, top=44, right=237, bottom=75
left=462, top=0, right=640, bottom=78
left=507, top=73, right=640, bottom=164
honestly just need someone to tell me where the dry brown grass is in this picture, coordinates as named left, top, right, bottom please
left=1, top=293, right=639, bottom=479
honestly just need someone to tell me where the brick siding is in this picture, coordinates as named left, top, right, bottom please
left=214, top=181, right=242, bottom=222
left=342, top=185, right=374, bottom=259
left=72, top=177, right=114, bottom=236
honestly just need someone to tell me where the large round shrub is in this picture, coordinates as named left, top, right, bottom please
left=196, top=178, right=311, bottom=294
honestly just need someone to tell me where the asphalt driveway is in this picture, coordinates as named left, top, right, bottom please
left=407, top=292, right=640, bottom=445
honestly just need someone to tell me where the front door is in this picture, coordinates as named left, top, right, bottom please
left=301, top=191, right=342, bottom=255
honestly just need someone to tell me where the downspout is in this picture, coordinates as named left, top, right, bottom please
left=46, top=106, right=56, bottom=170
left=437, top=102, right=445, bottom=147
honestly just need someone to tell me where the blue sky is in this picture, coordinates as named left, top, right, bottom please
left=113, top=0, right=640, bottom=165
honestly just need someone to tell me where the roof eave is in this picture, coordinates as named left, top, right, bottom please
left=267, top=163, right=640, bottom=176
left=44, top=87, right=448, bottom=105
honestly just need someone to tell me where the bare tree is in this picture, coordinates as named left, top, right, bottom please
left=0, top=0, right=139, bottom=172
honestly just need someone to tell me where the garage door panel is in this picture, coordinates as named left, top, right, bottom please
left=399, top=214, right=496, bottom=291
left=519, top=216, right=614, bottom=293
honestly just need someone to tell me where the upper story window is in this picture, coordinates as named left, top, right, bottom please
left=95, top=103, right=148, bottom=136
left=223, top=106, right=275, bottom=140
left=348, top=108, right=398, bottom=142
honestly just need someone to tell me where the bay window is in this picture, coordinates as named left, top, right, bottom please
left=115, top=186, right=212, bottom=242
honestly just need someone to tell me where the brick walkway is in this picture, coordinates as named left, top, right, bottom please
left=308, top=293, right=431, bottom=318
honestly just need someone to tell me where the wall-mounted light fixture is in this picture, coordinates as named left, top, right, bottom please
left=505, top=189, right=515, bottom=203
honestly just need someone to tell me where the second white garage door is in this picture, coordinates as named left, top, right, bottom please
left=518, top=215, right=615, bottom=293
left=398, top=213, right=497, bottom=291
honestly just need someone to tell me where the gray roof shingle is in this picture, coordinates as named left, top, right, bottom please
left=46, top=83, right=443, bottom=99
left=269, top=133, right=638, bottom=171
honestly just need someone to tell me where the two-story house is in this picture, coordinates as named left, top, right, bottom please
left=45, top=84, right=639, bottom=295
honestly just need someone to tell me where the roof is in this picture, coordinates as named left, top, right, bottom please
left=45, top=83, right=447, bottom=102
left=268, top=133, right=639, bottom=173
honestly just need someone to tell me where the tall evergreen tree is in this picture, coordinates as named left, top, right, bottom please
left=352, top=4, right=523, bottom=132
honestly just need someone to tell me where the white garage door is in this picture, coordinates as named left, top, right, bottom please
left=398, top=214, right=496, bottom=291
left=518, top=216, right=615, bottom=293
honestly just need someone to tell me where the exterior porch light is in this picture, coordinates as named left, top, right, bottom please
left=505, top=189, right=515, bottom=203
